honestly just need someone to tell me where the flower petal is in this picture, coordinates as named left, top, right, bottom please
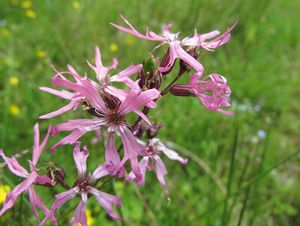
left=39, top=87, right=74, bottom=99
left=91, top=164, right=109, bottom=182
left=117, top=127, right=143, bottom=181
left=39, top=99, right=80, bottom=119
left=51, top=130, right=87, bottom=152
left=73, top=142, right=89, bottom=177
left=70, top=197, right=87, bottom=226
left=118, top=89, right=160, bottom=115
left=111, top=15, right=164, bottom=41
left=173, top=42, right=204, bottom=73
left=28, top=186, right=57, bottom=225
left=158, top=45, right=177, bottom=73
left=201, top=21, right=237, bottom=50
left=110, top=64, right=142, bottom=88
left=52, top=187, right=79, bottom=212
left=51, top=119, right=104, bottom=151
left=90, top=187, right=121, bottom=220
left=0, top=172, right=37, bottom=216
left=127, top=157, right=149, bottom=186
left=154, top=156, right=167, bottom=188
left=154, top=139, right=188, bottom=164
left=0, top=149, right=28, bottom=178
left=32, top=124, right=51, bottom=166
left=104, top=133, right=124, bottom=176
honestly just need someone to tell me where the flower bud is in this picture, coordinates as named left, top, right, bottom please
left=169, top=84, right=195, bottom=96
left=146, top=123, right=162, bottom=139
left=179, top=47, right=199, bottom=73
left=139, top=58, right=162, bottom=90
left=160, top=47, right=176, bottom=75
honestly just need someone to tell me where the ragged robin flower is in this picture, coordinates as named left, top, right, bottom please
left=0, top=123, right=56, bottom=225
left=111, top=16, right=236, bottom=73
left=41, top=142, right=121, bottom=226
left=127, top=138, right=187, bottom=188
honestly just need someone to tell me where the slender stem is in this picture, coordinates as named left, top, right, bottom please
left=161, top=68, right=185, bottom=96
left=59, top=181, right=71, bottom=190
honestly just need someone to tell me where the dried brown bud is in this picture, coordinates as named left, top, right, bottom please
left=47, top=165, right=65, bottom=185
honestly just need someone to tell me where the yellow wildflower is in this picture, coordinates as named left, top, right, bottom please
left=109, top=43, right=118, bottom=53
left=9, top=76, right=19, bottom=86
left=0, top=184, right=11, bottom=204
left=72, top=1, right=80, bottom=9
left=21, top=0, right=32, bottom=9
left=36, top=50, right=46, bottom=58
left=9, top=104, right=20, bottom=116
left=87, top=209, right=95, bottom=225
left=0, top=28, right=11, bottom=37
left=125, top=36, right=134, bottom=45
left=25, top=10, right=37, bottom=18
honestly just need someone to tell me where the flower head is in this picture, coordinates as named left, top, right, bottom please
left=9, top=76, right=19, bottom=86
left=111, top=16, right=236, bottom=73
left=42, top=143, right=121, bottom=226
left=9, top=104, right=20, bottom=116
left=189, top=72, right=234, bottom=115
left=50, top=86, right=160, bottom=181
left=0, top=123, right=56, bottom=225
left=127, top=138, right=188, bottom=188
left=39, top=46, right=144, bottom=119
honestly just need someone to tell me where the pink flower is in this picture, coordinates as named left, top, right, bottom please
left=190, top=72, right=234, bottom=115
left=181, top=21, right=237, bottom=51
left=50, top=83, right=160, bottom=181
left=111, top=16, right=235, bottom=73
left=39, top=65, right=91, bottom=119
left=88, top=47, right=141, bottom=90
left=39, top=46, right=144, bottom=119
left=41, top=142, right=121, bottom=226
left=0, top=123, right=56, bottom=225
left=127, top=138, right=188, bottom=188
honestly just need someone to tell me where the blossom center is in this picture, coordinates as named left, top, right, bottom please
left=146, top=145, right=157, bottom=156
left=75, top=177, right=91, bottom=193
left=107, top=112, right=124, bottom=125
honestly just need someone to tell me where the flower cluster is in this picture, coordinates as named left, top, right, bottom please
left=0, top=16, right=236, bottom=225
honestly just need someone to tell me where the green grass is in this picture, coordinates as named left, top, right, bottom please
left=0, top=0, right=300, bottom=225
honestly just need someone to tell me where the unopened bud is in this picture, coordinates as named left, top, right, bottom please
left=146, top=123, right=162, bottom=139
left=149, top=71, right=162, bottom=89
left=138, top=70, right=147, bottom=89
left=139, top=59, right=162, bottom=90
left=160, top=48, right=176, bottom=75
left=169, top=84, right=195, bottom=96
left=179, top=47, right=199, bottom=73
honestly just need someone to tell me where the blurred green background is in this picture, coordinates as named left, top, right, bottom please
left=0, top=0, right=299, bottom=225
